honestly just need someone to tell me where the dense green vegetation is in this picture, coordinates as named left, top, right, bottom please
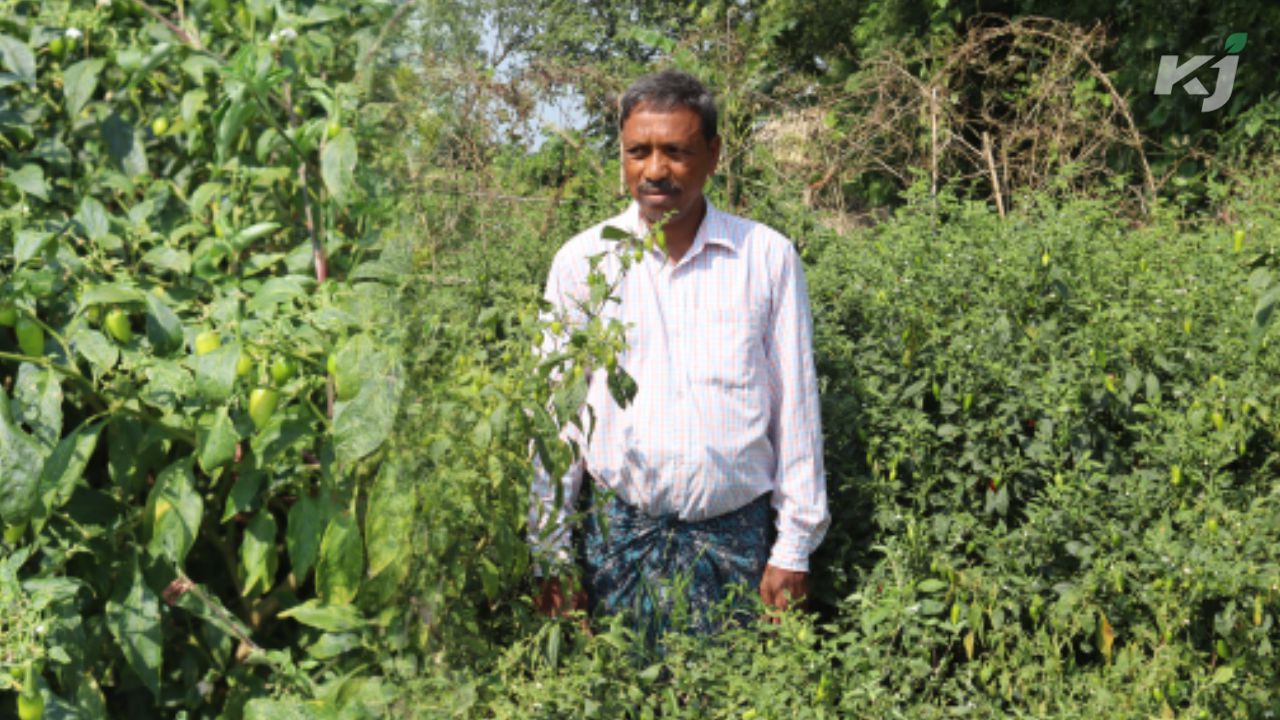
left=3, top=0, right=1279, bottom=718
left=395, top=171, right=1280, bottom=717
left=1, top=1, right=414, bottom=716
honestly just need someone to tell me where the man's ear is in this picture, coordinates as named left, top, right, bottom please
left=709, top=134, right=722, bottom=172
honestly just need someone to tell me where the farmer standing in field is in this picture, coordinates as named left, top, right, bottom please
left=529, top=70, right=828, bottom=636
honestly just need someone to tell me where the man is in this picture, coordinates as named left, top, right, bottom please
left=529, top=70, right=828, bottom=634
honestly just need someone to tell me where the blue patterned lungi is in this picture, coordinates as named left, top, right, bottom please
left=580, top=481, right=772, bottom=643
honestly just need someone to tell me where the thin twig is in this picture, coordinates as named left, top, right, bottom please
left=982, top=131, right=1005, bottom=218
left=129, top=0, right=203, bottom=51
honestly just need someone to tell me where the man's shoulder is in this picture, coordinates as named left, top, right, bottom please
left=712, top=206, right=796, bottom=259
left=553, top=209, right=634, bottom=266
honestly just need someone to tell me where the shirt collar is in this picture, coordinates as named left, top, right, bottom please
left=620, top=196, right=738, bottom=259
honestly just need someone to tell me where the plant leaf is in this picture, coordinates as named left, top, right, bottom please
left=332, top=373, right=401, bottom=467
left=279, top=599, right=367, bottom=633
left=287, top=493, right=333, bottom=582
left=106, top=554, right=163, bottom=698
left=145, top=458, right=203, bottom=568
left=0, top=386, right=49, bottom=524
left=63, top=58, right=106, bottom=118
left=316, top=512, right=363, bottom=605
left=0, top=35, right=36, bottom=86
left=197, top=406, right=239, bottom=474
left=321, top=128, right=358, bottom=204
left=5, top=164, right=48, bottom=200
left=240, top=511, right=279, bottom=597
left=14, top=362, right=63, bottom=448
left=38, top=421, right=102, bottom=515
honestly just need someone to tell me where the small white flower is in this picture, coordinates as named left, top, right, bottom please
left=268, top=31, right=279, bottom=43
left=65, top=27, right=83, bottom=40
left=278, top=28, right=298, bottom=41
left=97, top=0, right=111, bottom=7
left=35, top=624, right=46, bottom=635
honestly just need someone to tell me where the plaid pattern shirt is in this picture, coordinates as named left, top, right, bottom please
left=530, top=199, right=829, bottom=572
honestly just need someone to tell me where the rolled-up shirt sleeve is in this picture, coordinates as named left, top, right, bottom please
left=763, top=241, right=829, bottom=572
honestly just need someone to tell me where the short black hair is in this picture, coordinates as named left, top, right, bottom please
left=619, top=70, right=718, bottom=141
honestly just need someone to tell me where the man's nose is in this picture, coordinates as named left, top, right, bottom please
left=643, top=152, right=668, bottom=181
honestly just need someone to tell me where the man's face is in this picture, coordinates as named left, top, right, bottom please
left=621, top=103, right=721, bottom=226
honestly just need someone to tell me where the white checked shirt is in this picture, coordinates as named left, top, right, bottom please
left=529, top=199, right=829, bottom=572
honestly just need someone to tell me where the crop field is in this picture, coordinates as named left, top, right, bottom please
left=2, top=1, right=1279, bottom=719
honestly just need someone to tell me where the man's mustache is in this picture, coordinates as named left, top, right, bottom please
left=637, top=179, right=680, bottom=195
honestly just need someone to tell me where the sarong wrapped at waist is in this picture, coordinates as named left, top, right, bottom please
left=579, top=479, right=771, bottom=641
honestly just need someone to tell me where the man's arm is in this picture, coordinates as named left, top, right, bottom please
left=760, top=239, right=830, bottom=607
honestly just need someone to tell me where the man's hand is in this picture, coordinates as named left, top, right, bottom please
left=759, top=563, right=808, bottom=618
left=535, top=575, right=588, bottom=618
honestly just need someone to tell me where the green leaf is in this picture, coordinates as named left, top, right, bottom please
left=101, top=113, right=148, bottom=177
left=365, top=460, right=416, bottom=579
left=5, top=164, right=48, bottom=200
left=917, top=578, right=948, bottom=594
left=1224, top=32, right=1247, bottom=54
left=287, top=493, right=332, bottom=581
left=38, top=421, right=102, bottom=515
left=181, top=56, right=219, bottom=85
left=221, top=470, right=263, bottom=522
left=14, top=230, right=52, bottom=266
left=306, top=632, right=361, bottom=659
left=601, top=224, right=633, bottom=241
left=0, top=387, right=48, bottom=524
left=75, top=197, right=112, bottom=241
left=240, top=511, right=279, bottom=597
left=232, top=222, right=281, bottom=249
left=192, top=342, right=240, bottom=401
left=14, top=363, right=63, bottom=447
left=197, top=406, right=239, bottom=474
left=478, top=557, right=500, bottom=601
left=145, top=458, right=203, bottom=568
left=144, top=292, right=184, bottom=353
left=606, top=365, right=638, bottom=409
left=246, top=275, right=313, bottom=314
left=63, top=58, right=105, bottom=118
left=106, top=554, right=163, bottom=698
left=303, top=4, right=348, bottom=24
left=316, top=512, right=363, bottom=605
left=554, top=372, right=589, bottom=424
left=332, top=375, right=400, bottom=466
left=243, top=698, right=328, bottom=720
left=70, top=327, right=118, bottom=373
left=0, top=35, right=36, bottom=86
left=140, top=361, right=196, bottom=413
left=216, top=99, right=255, bottom=164
left=171, top=578, right=254, bottom=641
left=188, top=181, right=222, bottom=216
left=279, top=599, right=367, bottom=633
left=1253, top=285, right=1278, bottom=334
left=141, top=246, right=192, bottom=275
left=321, top=128, right=358, bottom=204
left=80, top=283, right=144, bottom=307
left=332, top=333, right=389, bottom=399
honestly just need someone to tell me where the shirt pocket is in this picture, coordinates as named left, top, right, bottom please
left=690, top=302, right=763, bottom=390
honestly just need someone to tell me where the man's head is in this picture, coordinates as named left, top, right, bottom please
left=619, top=71, right=721, bottom=228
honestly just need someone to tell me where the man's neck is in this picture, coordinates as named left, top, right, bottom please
left=647, top=195, right=707, bottom=265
